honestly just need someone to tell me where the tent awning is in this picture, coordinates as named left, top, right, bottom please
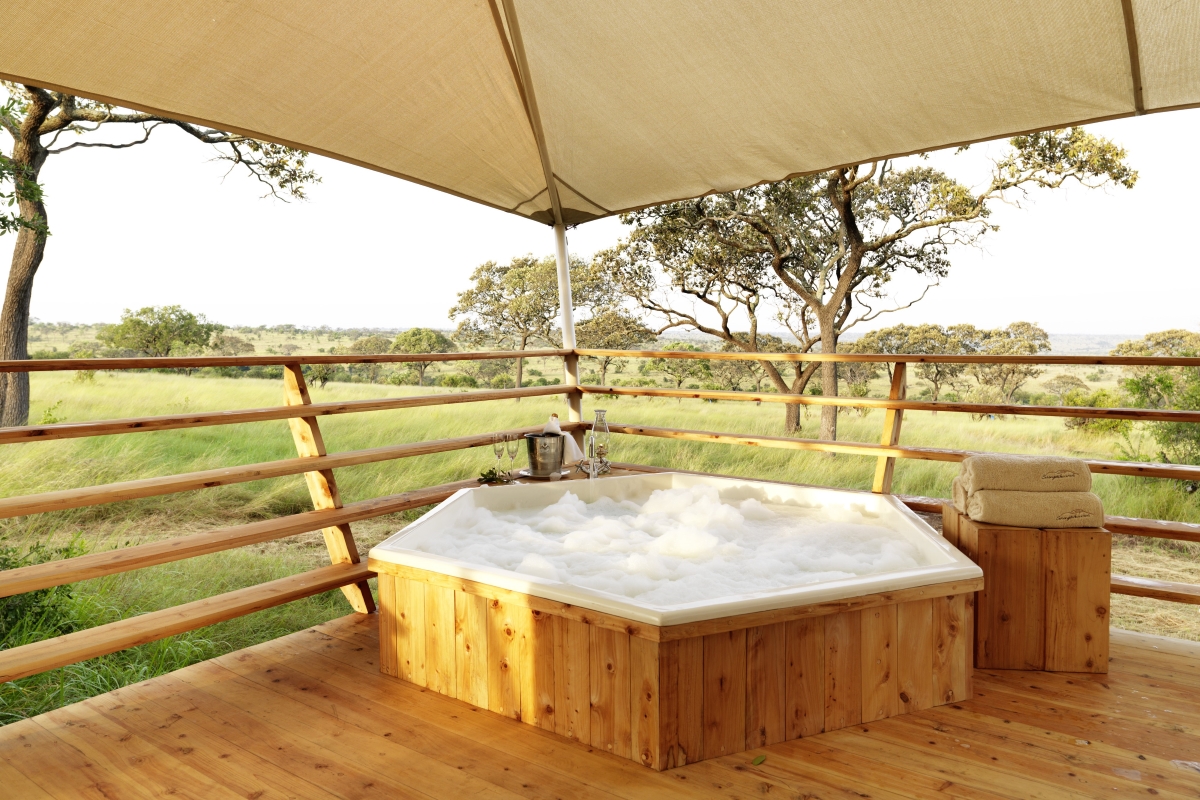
left=3, top=1, right=1196, bottom=225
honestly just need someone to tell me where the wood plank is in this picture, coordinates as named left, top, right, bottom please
left=784, top=617, right=824, bottom=739
left=1111, top=574, right=1200, bottom=604
left=629, top=636, right=661, bottom=769
left=941, top=501, right=960, bottom=548
left=0, top=561, right=371, bottom=683
left=0, top=718, right=135, bottom=800
left=283, top=363, right=371, bottom=613
left=395, top=576, right=427, bottom=685
left=0, top=385, right=571, bottom=445
left=2, top=348, right=573, bottom=373
left=656, top=577, right=983, bottom=641
left=674, top=637, right=704, bottom=767
left=488, top=599, right=527, bottom=720
left=1104, top=515, right=1200, bottom=543
left=934, top=593, right=971, bottom=704
left=1044, top=529, right=1111, bottom=672
left=378, top=573, right=398, bottom=677
left=895, top=598, right=934, bottom=714
left=871, top=362, right=907, bottom=493
left=744, top=623, right=785, bottom=747
left=969, top=518, right=1045, bottom=670
left=701, top=629, right=746, bottom=759
left=522, top=609, right=556, bottom=731
left=604, top=422, right=1200, bottom=482
left=572, top=347, right=1200, bottom=368
left=552, top=616, right=591, bottom=742
left=455, top=590, right=489, bottom=707
left=859, top=604, right=898, bottom=722
left=0, top=425, right=551, bottom=519
left=823, top=610, right=861, bottom=732
left=589, top=626, right=632, bottom=758
left=424, top=583, right=456, bottom=696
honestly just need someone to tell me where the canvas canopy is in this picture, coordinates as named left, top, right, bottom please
left=2, top=1, right=1197, bottom=227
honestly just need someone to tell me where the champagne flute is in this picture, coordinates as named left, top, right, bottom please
left=505, top=433, right=520, bottom=479
left=491, top=433, right=505, bottom=478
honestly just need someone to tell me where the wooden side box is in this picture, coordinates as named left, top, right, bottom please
left=942, top=505, right=1110, bottom=673
left=372, top=560, right=979, bottom=770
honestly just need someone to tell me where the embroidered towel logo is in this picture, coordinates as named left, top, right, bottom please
left=1041, top=469, right=1080, bottom=481
left=1057, top=508, right=1093, bottom=521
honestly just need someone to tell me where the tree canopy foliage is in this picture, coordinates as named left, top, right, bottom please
left=1116, top=329, right=1200, bottom=466
left=595, top=128, right=1135, bottom=438
left=391, top=327, right=455, bottom=386
left=575, top=309, right=654, bottom=385
left=96, top=306, right=221, bottom=358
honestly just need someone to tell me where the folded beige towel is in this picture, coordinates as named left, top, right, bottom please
left=952, top=476, right=969, bottom=513
left=960, top=454, right=1091, bottom=494
left=966, top=489, right=1104, bottom=529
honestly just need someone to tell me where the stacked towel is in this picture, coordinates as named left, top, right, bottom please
left=952, top=455, right=1103, bottom=529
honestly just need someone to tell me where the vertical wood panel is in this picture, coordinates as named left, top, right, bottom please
left=745, top=624, right=785, bottom=747
left=1044, top=529, right=1110, bottom=673
left=702, top=629, right=746, bottom=760
left=424, top=584, right=455, bottom=696
left=934, top=593, right=971, bottom=704
left=823, top=610, right=861, bottom=732
left=860, top=605, right=898, bottom=722
left=896, top=599, right=934, bottom=714
left=589, top=627, right=631, bottom=757
left=675, top=637, right=704, bottom=766
left=378, top=574, right=398, bottom=677
left=784, top=617, right=824, bottom=740
left=395, top=578, right=426, bottom=686
left=941, top=503, right=960, bottom=548
left=553, top=616, right=590, bottom=742
left=487, top=599, right=523, bottom=720
left=523, top=610, right=557, bottom=730
left=630, top=636, right=662, bottom=769
left=454, top=591, right=488, bottom=707
left=972, top=520, right=1045, bottom=670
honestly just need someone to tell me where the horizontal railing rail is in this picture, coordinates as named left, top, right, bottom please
left=582, top=385, right=1200, bottom=424
left=575, top=348, right=1200, bottom=367
left=1, top=347, right=1198, bottom=685
left=0, top=385, right=568, bottom=445
left=0, top=349, right=571, bottom=373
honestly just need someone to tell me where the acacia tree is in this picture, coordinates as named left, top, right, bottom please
left=391, top=327, right=455, bottom=386
left=644, top=342, right=710, bottom=396
left=0, top=83, right=318, bottom=425
left=598, top=129, right=1135, bottom=440
left=967, top=322, right=1051, bottom=403
left=450, top=254, right=599, bottom=395
left=97, top=305, right=221, bottom=357
left=854, top=323, right=976, bottom=409
left=574, top=308, right=654, bottom=385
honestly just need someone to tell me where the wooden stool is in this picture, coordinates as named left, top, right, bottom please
left=942, top=505, right=1110, bottom=673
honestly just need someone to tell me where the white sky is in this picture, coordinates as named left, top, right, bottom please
left=4, top=108, right=1199, bottom=335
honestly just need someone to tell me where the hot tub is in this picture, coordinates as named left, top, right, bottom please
left=368, top=473, right=982, bottom=770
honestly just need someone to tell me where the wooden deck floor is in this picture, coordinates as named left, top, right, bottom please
left=3, top=616, right=1200, bottom=800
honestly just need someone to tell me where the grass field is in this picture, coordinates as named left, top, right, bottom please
left=2, top=367, right=1198, bottom=724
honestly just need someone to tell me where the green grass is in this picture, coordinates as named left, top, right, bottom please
left=1, top=370, right=1198, bottom=724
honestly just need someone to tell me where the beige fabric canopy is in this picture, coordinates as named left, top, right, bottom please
left=3, top=1, right=1197, bottom=226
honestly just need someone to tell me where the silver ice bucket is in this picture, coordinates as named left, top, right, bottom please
left=524, top=433, right=565, bottom=477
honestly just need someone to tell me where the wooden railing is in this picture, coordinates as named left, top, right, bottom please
left=0, top=347, right=1197, bottom=683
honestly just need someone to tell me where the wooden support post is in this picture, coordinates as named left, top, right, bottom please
left=282, top=363, right=375, bottom=613
left=872, top=362, right=907, bottom=493
left=564, top=352, right=584, bottom=449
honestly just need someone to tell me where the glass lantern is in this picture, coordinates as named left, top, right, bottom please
left=583, top=409, right=611, bottom=478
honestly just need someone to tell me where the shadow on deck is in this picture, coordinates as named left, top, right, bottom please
left=3, top=614, right=1199, bottom=799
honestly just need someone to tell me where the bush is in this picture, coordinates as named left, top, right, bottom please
left=1064, top=388, right=1131, bottom=435
left=490, top=374, right=515, bottom=389
left=1, top=538, right=85, bottom=651
left=387, top=369, right=420, bottom=386
left=437, top=373, right=478, bottom=388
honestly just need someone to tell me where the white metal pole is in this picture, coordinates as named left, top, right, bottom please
left=553, top=223, right=584, bottom=434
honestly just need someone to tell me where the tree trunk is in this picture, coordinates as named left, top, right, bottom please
left=785, top=402, right=802, bottom=433
left=819, top=327, right=838, bottom=443
left=0, top=96, right=51, bottom=427
left=515, top=353, right=524, bottom=396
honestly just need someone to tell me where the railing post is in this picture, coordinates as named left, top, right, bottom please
left=564, top=351, right=584, bottom=448
left=872, top=362, right=907, bottom=494
left=282, top=363, right=375, bottom=613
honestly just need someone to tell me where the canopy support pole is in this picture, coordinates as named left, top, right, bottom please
left=555, top=223, right=584, bottom=438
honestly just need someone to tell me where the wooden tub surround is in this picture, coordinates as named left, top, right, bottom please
left=371, top=560, right=980, bottom=770
left=942, top=505, right=1111, bottom=673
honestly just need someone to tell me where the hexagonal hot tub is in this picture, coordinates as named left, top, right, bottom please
left=368, top=473, right=982, bottom=770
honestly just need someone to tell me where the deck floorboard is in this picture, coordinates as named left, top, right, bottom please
left=4, top=614, right=1200, bottom=799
